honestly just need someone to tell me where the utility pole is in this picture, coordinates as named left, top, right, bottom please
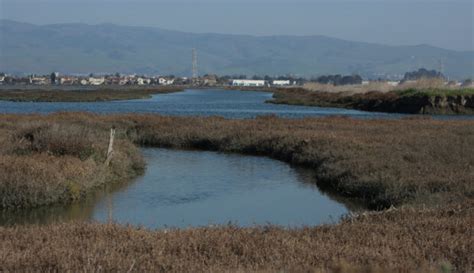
left=192, top=48, right=198, bottom=85
left=438, top=59, right=447, bottom=80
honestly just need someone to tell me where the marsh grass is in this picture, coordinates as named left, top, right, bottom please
left=2, top=113, right=472, bottom=209
left=303, top=78, right=467, bottom=94
left=0, top=113, right=473, bottom=272
left=270, top=86, right=474, bottom=114
left=0, top=118, right=145, bottom=209
left=0, top=203, right=471, bottom=272
left=0, top=86, right=183, bottom=102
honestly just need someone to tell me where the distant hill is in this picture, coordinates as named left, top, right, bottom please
left=1, top=20, right=473, bottom=79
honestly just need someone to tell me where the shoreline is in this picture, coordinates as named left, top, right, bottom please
left=2, top=85, right=474, bottom=117
left=0, top=86, right=185, bottom=102
left=268, top=87, right=474, bottom=115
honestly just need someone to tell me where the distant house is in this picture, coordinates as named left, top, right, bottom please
left=88, top=77, right=105, bottom=86
left=159, top=78, right=175, bottom=85
left=59, top=76, right=78, bottom=85
left=387, top=81, right=400, bottom=87
left=232, top=79, right=265, bottom=87
left=30, top=76, right=49, bottom=85
left=118, top=78, right=129, bottom=85
left=272, top=80, right=290, bottom=86
left=0, top=76, right=4, bottom=84
left=106, top=77, right=122, bottom=85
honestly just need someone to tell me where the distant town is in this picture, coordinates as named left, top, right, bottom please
left=0, top=68, right=473, bottom=88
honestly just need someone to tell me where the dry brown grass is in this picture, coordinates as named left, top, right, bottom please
left=1, top=113, right=473, bottom=272
left=0, top=203, right=471, bottom=272
left=0, top=117, right=145, bottom=209
left=303, top=82, right=395, bottom=94
left=0, top=86, right=183, bottom=102
left=1, top=113, right=472, bottom=209
left=303, top=78, right=461, bottom=94
left=270, top=86, right=474, bottom=114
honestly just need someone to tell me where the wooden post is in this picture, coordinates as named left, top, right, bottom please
left=105, top=127, right=115, bottom=166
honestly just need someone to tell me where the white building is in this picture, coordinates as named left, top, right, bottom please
left=232, top=79, right=265, bottom=87
left=119, top=79, right=129, bottom=85
left=272, top=80, right=290, bottom=86
left=159, top=78, right=175, bottom=85
left=30, top=76, right=48, bottom=85
left=88, top=77, right=105, bottom=86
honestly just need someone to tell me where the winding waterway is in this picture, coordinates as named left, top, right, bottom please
left=0, top=88, right=403, bottom=119
left=0, top=149, right=360, bottom=228
left=1, top=88, right=472, bottom=119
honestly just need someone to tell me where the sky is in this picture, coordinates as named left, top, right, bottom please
left=1, top=0, right=473, bottom=51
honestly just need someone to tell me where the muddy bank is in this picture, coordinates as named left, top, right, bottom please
left=0, top=86, right=184, bottom=102
left=270, top=88, right=474, bottom=114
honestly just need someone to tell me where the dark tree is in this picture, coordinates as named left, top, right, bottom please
left=313, top=74, right=362, bottom=85
left=403, top=68, right=445, bottom=81
left=50, top=72, right=57, bottom=84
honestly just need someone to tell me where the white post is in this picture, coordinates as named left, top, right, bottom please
left=105, top=127, right=115, bottom=166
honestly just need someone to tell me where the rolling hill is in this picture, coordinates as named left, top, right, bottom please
left=1, top=20, right=473, bottom=79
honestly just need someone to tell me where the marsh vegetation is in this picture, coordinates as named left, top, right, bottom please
left=0, top=86, right=183, bottom=102
left=270, top=87, right=474, bottom=114
left=0, top=113, right=472, bottom=272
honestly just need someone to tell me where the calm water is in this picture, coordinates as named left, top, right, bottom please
left=1, top=88, right=472, bottom=119
left=0, top=149, right=360, bottom=228
left=0, top=88, right=403, bottom=119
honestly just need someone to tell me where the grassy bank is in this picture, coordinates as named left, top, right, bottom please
left=0, top=117, right=145, bottom=209
left=270, top=88, right=474, bottom=114
left=1, top=203, right=472, bottom=272
left=0, top=86, right=184, bottom=102
left=1, top=113, right=473, bottom=272
left=1, top=113, right=472, bottom=209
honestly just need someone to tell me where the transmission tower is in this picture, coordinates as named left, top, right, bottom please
left=438, top=59, right=448, bottom=81
left=192, top=48, right=198, bottom=80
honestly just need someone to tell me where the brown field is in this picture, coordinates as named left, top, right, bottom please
left=0, top=113, right=473, bottom=272
left=0, top=86, right=183, bottom=102
left=0, top=203, right=472, bottom=272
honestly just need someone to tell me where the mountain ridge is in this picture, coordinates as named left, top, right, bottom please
left=1, top=19, right=473, bottom=79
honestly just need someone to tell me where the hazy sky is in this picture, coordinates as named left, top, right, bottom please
left=1, top=0, right=473, bottom=51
